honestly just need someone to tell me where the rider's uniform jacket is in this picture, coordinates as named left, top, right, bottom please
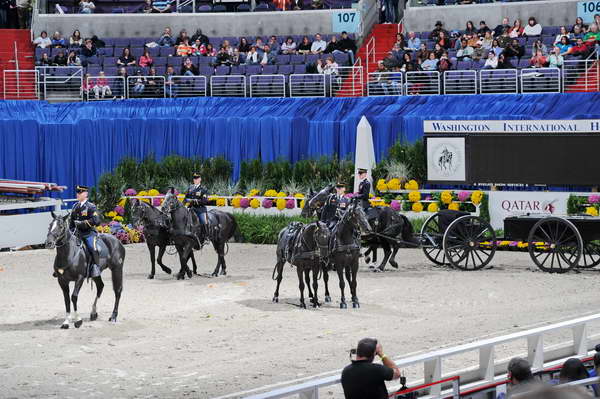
left=321, top=194, right=350, bottom=224
left=184, top=184, right=209, bottom=208
left=70, top=200, right=100, bottom=235
left=356, top=178, right=371, bottom=209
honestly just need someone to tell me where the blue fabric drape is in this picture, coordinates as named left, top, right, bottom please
left=2, top=92, right=600, bottom=198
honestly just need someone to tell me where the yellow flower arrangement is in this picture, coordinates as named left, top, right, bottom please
left=427, top=202, right=439, bottom=213
left=376, top=179, right=388, bottom=192
left=448, top=202, right=460, bottom=211
left=441, top=190, right=453, bottom=204
left=113, top=216, right=124, bottom=222
left=137, top=190, right=150, bottom=204
left=177, top=194, right=185, bottom=202
left=408, top=190, right=421, bottom=202
left=404, top=179, right=419, bottom=190
left=216, top=198, right=227, bottom=207
left=517, top=242, right=529, bottom=248
left=276, top=198, right=286, bottom=210
left=231, top=195, right=243, bottom=208
left=471, top=190, right=484, bottom=205
left=264, top=189, right=278, bottom=197
left=386, top=178, right=401, bottom=191
left=250, top=198, right=260, bottom=209
left=300, top=199, right=305, bottom=209
left=412, top=202, right=423, bottom=212
left=147, top=188, right=160, bottom=197
left=106, top=211, right=117, bottom=218
left=117, top=198, right=127, bottom=207
left=248, top=189, right=260, bottom=197
left=586, top=206, right=599, bottom=217
left=294, top=193, right=305, bottom=199
left=277, top=191, right=287, bottom=198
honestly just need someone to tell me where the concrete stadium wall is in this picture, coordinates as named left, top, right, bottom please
left=404, top=0, right=580, bottom=33
left=34, top=9, right=350, bottom=39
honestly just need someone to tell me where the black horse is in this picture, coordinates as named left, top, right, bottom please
left=131, top=200, right=176, bottom=279
left=272, top=220, right=331, bottom=308
left=45, top=212, right=125, bottom=328
left=161, top=188, right=240, bottom=279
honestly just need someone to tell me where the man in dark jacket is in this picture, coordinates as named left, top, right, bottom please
left=494, top=17, right=510, bottom=38
left=321, top=182, right=350, bottom=229
left=70, top=185, right=101, bottom=278
left=184, top=172, right=209, bottom=238
left=338, top=31, right=357, bottom=64
left=191, top=29, right=209, bottom=46
left=355, top=168, right=371, bottom=210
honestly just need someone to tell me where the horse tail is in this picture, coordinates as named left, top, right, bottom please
left=401, top=215, right=416, bottom=244
left=231, top=215, right=243, bottom=243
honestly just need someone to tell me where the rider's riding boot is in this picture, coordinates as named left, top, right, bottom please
left=89, top=250, right=101, bottom=278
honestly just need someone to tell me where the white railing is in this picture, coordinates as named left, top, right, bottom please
left=365, top=35, right=376, bottom=74
left=367, top=71, right=403, bottom=96
left=563, top=56, right=599, bottom=93
left=36, top=66, right=84, bottom=101
left=126, top=75, right=166, bottom=98
left=443, top=70, right=477, bottom=95
left=210, top=75, right=246, bottom=97
left=3, top=69, right=39, bottom=100
left=0, top=198, right=62, bottom=249
left=332, top=65, right=363, bottom=97
left=249, top=74, right=286, bottom=97
left=241, top=313, right=600, bottom=399
left=520, top=67, right=561, bottom=94
left=85, top=75, right=126, bottom=100
left=479, top=68, right=518, bottom=94
left=406, top=70, right=440, bottom=95
left=289, top=74, right=326, bottom=97
left=170, top=75, right=207, bottom=97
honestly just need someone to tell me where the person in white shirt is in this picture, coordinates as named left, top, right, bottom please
left=245, top=46, right=260, bottom=65
left=554, top=26, right=573, bottom=44
left=548, top=46, right=564, bottom=68
left=33, top=31, right=52, bottom=48
left=317, top=56, right=339, bottom=75
left=311, top=33, right=326, bottom=54
left=79, top=0, right=96, bottom=13
left=523, top=17, right=542, bottom=36
left=483, top=52, right=498, bottom=69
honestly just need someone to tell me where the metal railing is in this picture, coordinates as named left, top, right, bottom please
left=3, top=69, right=39, bottom=100
left=289, top=73, right=326, bottom=97
left=84, top=75, right=126, bottom=100
left=332, top=65, right=363, bottom=97
left=443, top=70, right=477, bottom=95
left=249, top=74, right=286, bottom=97
left=365, top=35, right=376, bottom=75
left=367, top=71, right=403, bottom=96
left=126, top=75, right=166, bottom=98
left=520, top=67, right=561, bottom=94
left=210, top=75, right=246, bottom=97
left=169, top=75, right=207, bottom=97
left=36, top=66, right=83, bottom=101
left=563, top=53, right=599, bottom=93
left=479, top=68, right=518, bottom=94
left=241, top=313, right=600, bottom=399
left=406, top=70, right=440, bottom=95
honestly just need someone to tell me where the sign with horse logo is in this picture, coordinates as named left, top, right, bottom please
left=426, top=137, right=466, bottom=182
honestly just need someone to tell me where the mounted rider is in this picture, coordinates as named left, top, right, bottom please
left=69, top=185, right=101, bottom=278
left=355, top=168, right=371, bottom=211
left=321, top=182, right=350, bottom=230
left=184, top=172, right=209, bottom=239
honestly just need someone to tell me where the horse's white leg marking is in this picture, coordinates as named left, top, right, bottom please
left=62, top=312, right=71, bottom=326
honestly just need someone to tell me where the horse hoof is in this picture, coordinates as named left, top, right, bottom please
left=368, top=265, right=375, bottom=269
left=300, top=303, right=307, bottom=309
left=220, top=270, right=226, bottom=276
left=325, top=296, right=331, bottom=303
left=163, top=267, right=172, bottom=275
left=272, top=296, right=279, bottom=303
left=340, top=302, right=347, bottom=309
left=186, top=270, right=192, bottom=278
left=353, top=302, right=360, bottom=309
left=74, top=319, right=83, bottom=328
left=365, top=257, right=371, bottom=264
left=60, top=323, right=69, bottom=329
left=390, top=262, right=399, bottom=269
left=176, top=274, right=184, bottom=280
left=108, top=315, right=117, bottom=323
left=147, top=274, right=154, bottom=279
left=211, top=272, right=218, bottom=277
left=90, top=313, right=98, bottom=321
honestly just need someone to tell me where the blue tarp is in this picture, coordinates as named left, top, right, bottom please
left=2, top=92, right=600, bottom=197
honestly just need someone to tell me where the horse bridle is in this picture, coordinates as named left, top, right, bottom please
left=49, top=219, right=69, bottom=248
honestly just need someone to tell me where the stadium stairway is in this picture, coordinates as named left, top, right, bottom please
left=335, top=23, right=399, bottom=97
left=0, top=29, right=36, bottom=100
left=564, top=61, right=599, bottom=93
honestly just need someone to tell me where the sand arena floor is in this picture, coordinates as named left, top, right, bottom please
left=1, top=243, right=600, bottom=398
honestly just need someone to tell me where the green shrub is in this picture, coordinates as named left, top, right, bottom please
left=233, top=213, right=314, bottom=244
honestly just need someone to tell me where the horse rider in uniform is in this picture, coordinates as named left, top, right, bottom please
left=69, top=185, right=101, bottom=278
left=355, top=168, right=371, bottom=211
left=321, top=182, right=350, bottom=230
left=184, top=172, right=209, bottom=239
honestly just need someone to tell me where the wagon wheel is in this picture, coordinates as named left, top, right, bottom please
left=527, top=217, right=583, bottom=273
left=420, top=213, right=448, bottom=266
left=442, top=216, right=497, bottom=271
left=579, top=241, right=600, bottom=269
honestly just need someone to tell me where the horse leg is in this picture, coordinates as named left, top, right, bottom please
left=389, top=244, right=400, bottom=269
left=187, top=249, right=197, bottom=277
left=323, top=267, right=331, bottom=303
left=337, top=266, right=347, bottom=309
left=211, top=242, right=226, bottom=277
left=311, top=266, right=320, bottom=308
left=90, top=276, right=104, bottom=321
left=176, top=244, right=187, bottom=280
left=184, top=244, right=193, bottom=279
left=58, top=278, right=71, bottom=329
left=364, top=246, right=373, bottom=264
left=377, top=242, right=392, bottom=272
left=349, top=257, right=360, bottom=308
left=71, top=276, right=85, bottom=328
left=304, top=269, right=313, bottom=299
left=272, top=259, right=285, bottom=303
left=108, top=266, right=123, bottom=322
left=297, top=267, right=307, bottom=309
left=157, top=245, right=172, bottom=275
left=147, top=242, right=157, bottom=279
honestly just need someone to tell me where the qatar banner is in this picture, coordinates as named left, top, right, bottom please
left=488, top=191, right=571, bottom=229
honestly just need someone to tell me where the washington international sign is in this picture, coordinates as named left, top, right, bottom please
left=423, top=120, right=600, bottom=133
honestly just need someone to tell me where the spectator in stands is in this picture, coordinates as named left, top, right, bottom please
left=164, top=65, right=176, bottom=97
left=151, top=0, right=171, bottom=13
left=253, top=37, right=266, bottom=53
left=191, top=39, right=205, bottom=56
left=529, top=49, right=547, bottom=67
left=497, top=358, right=536, bottom=399
left=478, top=31, right=493, bottom=51
left=407, top=31, right=420, bottom=51
left=324, top=36, right=339, bottom=54
left=180, top=57, right=198, bottom=75
left=281, top=36, right=297, bottom=54
left=338, top=31, right=357, bottom=63
left=568, top=38, right=589, bottom=58
left=429, top=20, right=448, bottom=41
left=341, top=338, right=400, bottom=399
left=138, top=48, right=153, bottom=69
left=238, top=37, right=251, bottom=53
left=191, top=29, right=209, bottom=46
left=79, top=0, right=95, bottom=13
left=466, top=34, right=483, bottom=59
left=317, top=56, right=339, bottom=75
left=555, top=36, right=572, bottom=55
left=93, top=71, right=112, bottom=99
left=478, top=21, right=491, bottom=36
left=421, top=52, right=438, bottom=71
left=523, top=17, right=542, bottom=37
left=497, top=53, right=514, bottom=69
left=204, top=43, right=216, bottom=59
left=112, top=67, right=127, bottom=98
left=36, top=52, right=51, bottom=66
left=572, top=25, right=584, bottom=40
left=456, top=39, right=473, bottom=61
left=53, top=50, right=67, bottom=66
left=498, top=28, right=511, bottom=48
left=261, top=45, right=276, bottom=65
left=554, top=27, right=572, bottom=45
left=559, top=358, right=592, bottom=385
left=146, top=67, right=162, bottom=97
left=175, top=30, right=189, bottom=46
left=438, top=51, right=451, bottom=72
left=390, top=43, right=402, bottom=63
left=311, top=34, right=326, bottom=54
left=416, top=42, right=429, bottom=63
left=158, top=27, right=174, bottom=47
left=573, top=16, right=588, bottom=32
left=80, top=39, right=97, bottom=67
left=432, top=43, right=444, bottom=59
left=142, top=0, right=153, bottom=13
left=483, top=51, right=498, bottom=69
left=583, top=24, right=600, bottom=48
left=297, top=36, right=311, bottom=55
left=503, top=39, right=523, bottom=59
left=509, top=19, right=524, bottom=38
left=437, top=31, right=451, bottom=50
left=245, top=46, right=260, bottom=64
left=464, top=20, right=477, bottom=36
left=267, top=36, right=280, bottom=55
left=34, top=30, right=51, bottom=48
left=400, top=52, right=415, bottom=72
left=66, top=50, right=81, bottom=66
left=382, top=50, right=400, bottom=69
left=51, top=31, right=66, bottom=48
left=176, top=38, right=193, bottom=57
left=221, top=40, right=233, bottom=55
left=91, top=35, right=105, bottom=48
left=117, top=48, right=136, bottom=66
left=69, top=30, right=82, bottom=47
left=215, top=46, right=231, bottom=66
left=548, top=47, right=564, bottom=68
left=531, top=39, right=548, bottom=56
left=230, top=48, right=242, bottom=65
left=494, top=17, right=510, bottom=38
left=490, top=39, right=504, bottom=58
left=394, top=33, right=407, bottom=50
left=131, top=69, right=147, bottom=95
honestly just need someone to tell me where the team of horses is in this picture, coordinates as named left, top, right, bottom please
left=45, top=184, right=416, bottom=327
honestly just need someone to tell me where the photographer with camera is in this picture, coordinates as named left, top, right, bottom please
left=341, top=338, right=401, bottom=399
